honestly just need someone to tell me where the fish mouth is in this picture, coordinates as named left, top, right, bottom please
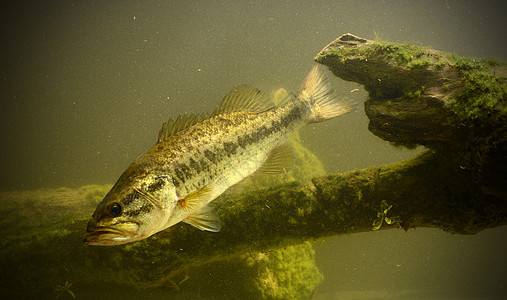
left=84, top=223, right=140, bottom=246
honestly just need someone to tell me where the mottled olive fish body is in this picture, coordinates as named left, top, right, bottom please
left=84, top=63, right=355, bottom=245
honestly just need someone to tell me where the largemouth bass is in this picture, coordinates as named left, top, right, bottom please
left=84, top=63, right=355, bottom=245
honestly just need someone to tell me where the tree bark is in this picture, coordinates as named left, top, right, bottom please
left=316, top=33, right=507, bottom=199
left=2, top=34, right=506, bottom=298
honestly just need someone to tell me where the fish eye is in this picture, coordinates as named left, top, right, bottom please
left=109, top=202, right=122, bottom=217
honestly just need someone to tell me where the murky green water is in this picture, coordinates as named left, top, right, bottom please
left=1, top=1, right=506, bottom=299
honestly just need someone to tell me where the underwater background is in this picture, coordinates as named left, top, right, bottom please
left=1, top=0, right=506, bottom=299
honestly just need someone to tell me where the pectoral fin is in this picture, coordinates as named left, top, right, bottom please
left=183, top=204, right=221, bottom=232
left=179, top=184, right=214, bottom=211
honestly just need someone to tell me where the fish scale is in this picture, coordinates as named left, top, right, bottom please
left=175, top=103, right=306, bottom=192
left=84, top=63, right=356, bottom=245
left=142, top=102, right=304, bottom=197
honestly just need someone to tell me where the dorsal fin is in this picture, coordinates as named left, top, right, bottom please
left=158, top=113, right=209, bottom=143
left=212, top=85, right=275, bottom=116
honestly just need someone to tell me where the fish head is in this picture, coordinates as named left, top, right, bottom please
left=84, top=173, right=176, bottom=246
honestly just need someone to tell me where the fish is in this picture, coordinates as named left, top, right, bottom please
left=84, top=63, right=356, bottom=245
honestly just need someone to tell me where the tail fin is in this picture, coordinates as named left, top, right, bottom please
left=300, top=63, right=357, bottom=123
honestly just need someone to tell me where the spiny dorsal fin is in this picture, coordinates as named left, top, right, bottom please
left=158, top=113, right=210, bottom=143
left=254, top=142, right=295, bottom=175
left=212, top=85, right=275, bottom=116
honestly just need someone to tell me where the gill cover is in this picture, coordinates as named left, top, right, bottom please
left=84, top=174, right=175, bottom=245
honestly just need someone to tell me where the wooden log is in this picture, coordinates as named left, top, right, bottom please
left=316, top=33, right=507, bottom=199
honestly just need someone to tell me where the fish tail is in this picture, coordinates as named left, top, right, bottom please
left=299, top=63, right=357, bottom=123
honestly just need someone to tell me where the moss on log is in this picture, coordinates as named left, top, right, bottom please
left=2, top=151, right=505, bottom=298
left=316, top=33, right=507, bottom=199
left=315, top=33, right=507, bottom=142
left=0, top=101, right=327, bottom=298
left=1, top=36, right=506, bottom=298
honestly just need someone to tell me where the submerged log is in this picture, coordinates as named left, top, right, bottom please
left=316, top=33, right=507, bottom=144
left=316, top=33, right=507, bottom=199
left=3, top=149, right=505, bottom=297
left=149, top=34, right=506, bottom=294
left=2, top=35, right=506, bottom=298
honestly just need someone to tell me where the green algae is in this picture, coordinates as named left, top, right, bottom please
left=3, top=146, right=505, bottom=298
left=317, top=39, right=442, bottom=71
left=372, top=200, right=401, bottom=230
left=315, top=38, right=448, bottom=102
left=408, top=58, right=432, bottom=69
left=447, top=56, right=507, bottom=127
left=0, top=107, right=326, bottom=298
left=316, top=34, right=506, bottom=158
left=243, top=242, right=322, bottom=299
left=54, top=281, right=75, bottom=299
left=3, top=41, right=505, bottom=296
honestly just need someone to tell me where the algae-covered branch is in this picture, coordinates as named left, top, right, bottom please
left=2, top=34, right=506, bottom=298
left=316, top=33, right=507, bottom=200
left=3, top=149, right=506, bottom=298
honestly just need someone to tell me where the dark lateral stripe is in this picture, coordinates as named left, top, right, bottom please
left=189, top=158, right=201, bottom=173
left=173, top=103, right=305, bottom=188
left=220, top=106, right=301, bottom=161
left=204, top=149, right=216, bottom=162
left=234, top=105, right=303, bottom=150
left=199, top=160, right=209, bottom=173
left=174, top=167, right=185, bottom=183
left=223, top=141, right=238, bottom=155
